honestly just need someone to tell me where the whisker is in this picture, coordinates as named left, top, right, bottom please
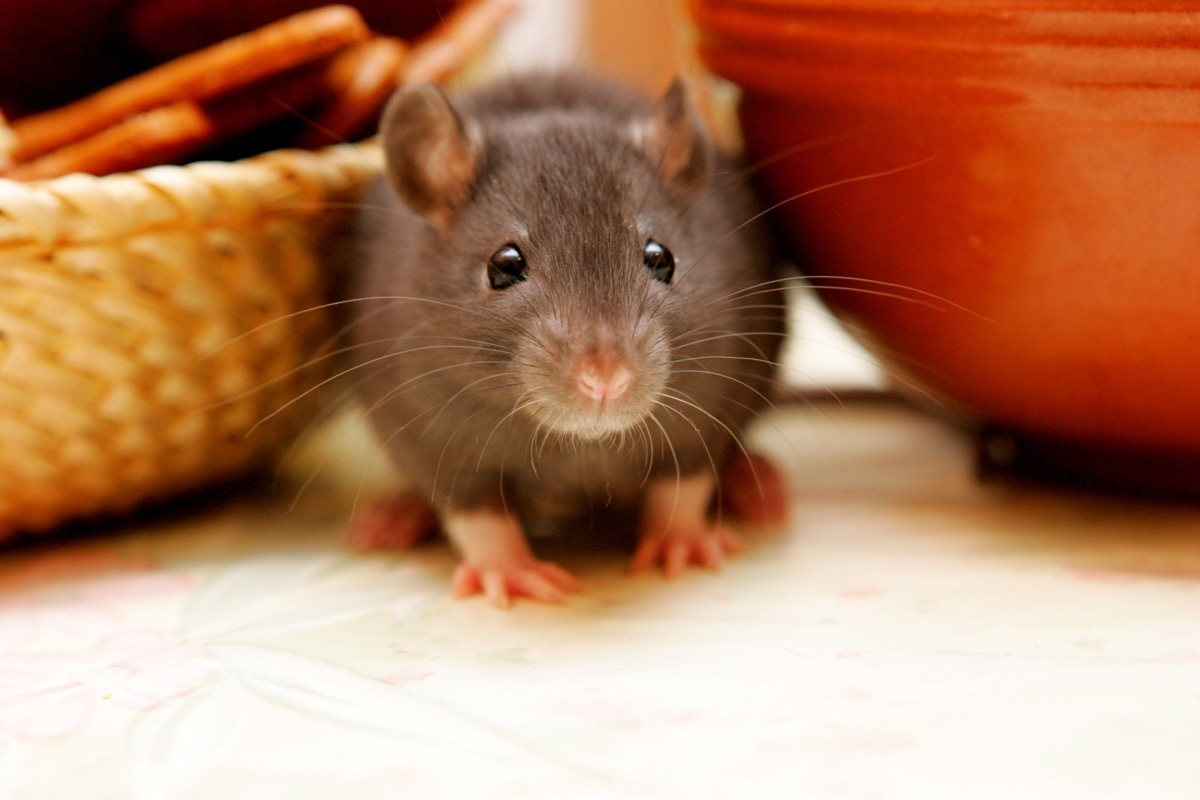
left=637, top=417, right=656, bottom=488
left=669, top=352, right=780, bottom=371
left=363, top=361, right=527, bottom=428
left=249, top=353, right=514, bottom=438
left=207, top=294, right=486, bottom=357
left=669, top=367, right=781, bottom=414
left=214, top=336, right=510, bottom=412
left=649, top=157, right=936, bottom=323
left=688, top=276, right=980, bottom=320
left=431, top=398, right=506, bottom=503
left=659, top=390, right=749, bottom=478
left=715, top=128, right=859, bottom=181
left=688, top=157, right=936, bottom=284
left=645, top=408, right=683, bottom=529
left=804, top=275, right=990, bottom=320
left=416, top=374, right=526, bottom=437
left=477, top=398, right=540, bottom=472
left=674, top=328, right=774, bottom=362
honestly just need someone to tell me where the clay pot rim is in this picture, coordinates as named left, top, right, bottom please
left=691, top=1, right=1200, bottom=48
left=695, top=0, right=1200, bottom=14
left=699, top=41, right=1200, bottom=121
left=692, top=2, right=1200, bottom=111
left=698, top=37, right=1200, bottom=90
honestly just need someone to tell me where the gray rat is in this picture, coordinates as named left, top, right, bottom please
left=342, top=72, right=786, bottom=606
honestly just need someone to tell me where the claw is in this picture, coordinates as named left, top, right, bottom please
left=453, top=559, right=578, bottom=607
left=633, top=473, right=747, bottom=578
left=444, top=509, right=580, bottom=607
left=633, top=524, right=744, bottom=578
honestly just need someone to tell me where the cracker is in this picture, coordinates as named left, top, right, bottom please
left=7, top=102, right=214, bottom=180
left=297, top=37, right=409, bottom=149
left=10, top=5, right=370, bottom=163
left=403, top=0, right=519, bottom=86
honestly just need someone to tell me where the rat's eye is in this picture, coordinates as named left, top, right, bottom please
left=488, top=244, right=527, bottom=290
left=643, top=239, right=674, bottom=284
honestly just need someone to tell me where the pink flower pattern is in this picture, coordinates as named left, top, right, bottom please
left=0, top=629, right=213, bottom=739
left=0, top=547, right=207, bottom=740
left=0, top=546, right=189, bottom=647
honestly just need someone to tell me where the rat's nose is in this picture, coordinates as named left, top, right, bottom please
left=575, top=357, right=633, bottom=404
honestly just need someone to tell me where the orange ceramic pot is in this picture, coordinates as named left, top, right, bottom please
left=690, top=0, right=1200, bottom=465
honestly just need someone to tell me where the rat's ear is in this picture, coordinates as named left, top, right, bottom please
left=633, top=77, right=711, bottom=198
left=380, top=83, right=477, bottom=228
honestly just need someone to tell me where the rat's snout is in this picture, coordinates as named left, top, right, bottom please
left=514, top=309, right=668, bottom=440
left=574, top=355, right=633, bottom=404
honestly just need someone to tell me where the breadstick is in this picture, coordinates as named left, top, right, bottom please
left=6, top=102, right=215, bottom=180
left=10, top=5, right=370, bottom=163
left=296, top=36, right=408, bottom=149
left=6, top=58, right=337, bottom=181
left=199, top=58, right=335, bottom=146
left=0, top=110, right=14, bottom=172
left=402, top=0, right=519, bottom=86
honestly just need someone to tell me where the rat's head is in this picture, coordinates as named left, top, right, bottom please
left=379, top=76, right=714, bottom=441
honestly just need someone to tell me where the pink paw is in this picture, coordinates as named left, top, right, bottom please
left=452, top=559, right=581, bottom=608
left=346, top=491, right=439, bottom=551
left=630, top=524, right=745, bottom=579
left=720, top=451, right=790, bottom=529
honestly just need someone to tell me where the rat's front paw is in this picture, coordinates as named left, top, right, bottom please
left=630, top=524, right=745, bottom=579
left=452, top=559, right=581, bottom=608
left=442, top=507, right=580, bottom=608
left=635, top=473, right=746, bottom=579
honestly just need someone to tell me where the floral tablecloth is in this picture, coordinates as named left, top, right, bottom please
left=2, top=404, right=1198, bottom=799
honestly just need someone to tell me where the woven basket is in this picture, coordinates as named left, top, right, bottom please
left=0, top=143, right=381, bottom=538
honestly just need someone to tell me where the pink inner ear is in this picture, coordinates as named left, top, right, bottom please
left=426, top=119, right=477, bottom=215
left=635, top=79, right=709, bottom=193
left=654, top=81, right=692, bottom=178
left=422, top=130, right=476, bottom=229
left=382, top=83, right=477, bottom=225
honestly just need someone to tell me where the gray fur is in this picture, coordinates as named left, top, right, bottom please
left=343, top=72, right=784, bottom=523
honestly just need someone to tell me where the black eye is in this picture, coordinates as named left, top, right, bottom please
left=643, top=239, right=674, bottom=284
left=488, top=244, right=527, bottom=290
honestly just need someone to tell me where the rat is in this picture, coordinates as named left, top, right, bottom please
left=340, top=72, right=788, bottom=607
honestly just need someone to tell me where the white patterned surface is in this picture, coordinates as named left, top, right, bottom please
left=1, top=403, right=1198, bottom=799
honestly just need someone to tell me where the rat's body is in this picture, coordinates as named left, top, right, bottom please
left=344, top=73, right=786, bottom=605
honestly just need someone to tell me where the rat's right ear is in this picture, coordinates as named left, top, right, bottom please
left=380, top=83, right=477, bottom=228
left=633, top=78, right=711, bottom=200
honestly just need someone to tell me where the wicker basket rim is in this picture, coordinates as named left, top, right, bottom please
left=0, top=141, right=383, bottom=250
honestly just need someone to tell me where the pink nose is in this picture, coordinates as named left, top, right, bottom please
left=575, top=358, right=633, bottom=403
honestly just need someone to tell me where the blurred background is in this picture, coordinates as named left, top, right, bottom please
left=490, top=0, right=677, bottom=92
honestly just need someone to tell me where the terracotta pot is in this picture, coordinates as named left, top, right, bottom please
left=689, top=0, right=1200, bottom=466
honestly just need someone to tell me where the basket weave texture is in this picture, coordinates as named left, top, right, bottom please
left=0, top=144, right=380, bottom=538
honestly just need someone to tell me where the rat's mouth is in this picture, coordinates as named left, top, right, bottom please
left=551, top=412, right=647, bottom=441
left=526, top=395, right=657, bottom=442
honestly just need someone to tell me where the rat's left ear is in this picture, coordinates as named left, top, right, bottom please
left=379, top=83, right=477, bottom=229
left=633, top=77, right=711, bottom=198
